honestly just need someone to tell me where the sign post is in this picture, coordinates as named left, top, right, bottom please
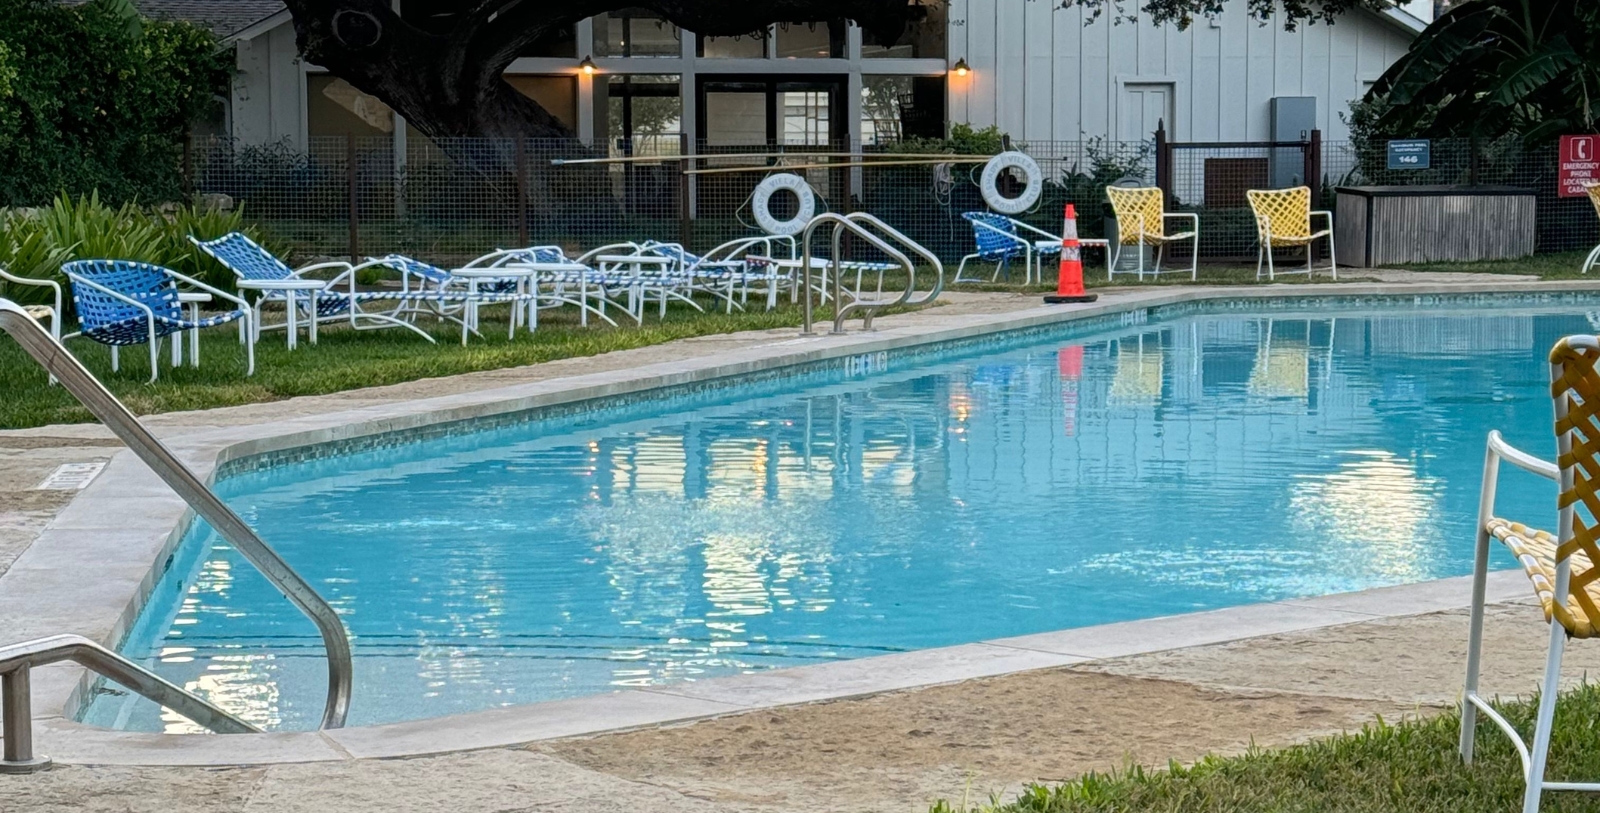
left=1387, top=139, right=1431, bottom=170
left=1560, top=135, right=1599, bottom=197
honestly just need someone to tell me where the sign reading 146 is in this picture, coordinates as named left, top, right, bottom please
left=1387, top=139, right=1431, bottom=170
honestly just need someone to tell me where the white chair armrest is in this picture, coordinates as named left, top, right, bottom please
left=1009, top=218, right=1062, bottom=242
left=291, top=260, right=354, bottom=278
left=160, top=269, right=252, bottom=313
left=973, top=220, right=1031, bottom=248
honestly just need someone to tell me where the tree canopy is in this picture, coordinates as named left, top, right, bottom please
left=1367, top=0, right=1600, bottom=141
left=280, top=0, right=1387, bottom=142
left=0, top=0, right=229, bottom=205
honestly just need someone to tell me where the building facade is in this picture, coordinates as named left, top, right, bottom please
left=212, top=1, right=1430, bottom=155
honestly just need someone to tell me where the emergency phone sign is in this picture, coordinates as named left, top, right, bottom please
left=1560, top=135, right=1600, bottom=197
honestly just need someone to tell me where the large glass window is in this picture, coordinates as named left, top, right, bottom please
left=307, top=75, right=393, bottom=137
left=604, top=75, right=681, bottom=156
left=861, top=75, right=947, bottom=143
left=861, top=0, right=946, bottom=59
left=593, top=8, right=681, bottom=57
left=774, top=21, right=844, bottom=58
left=782, top=91, right=830, bottom=145
left=698, top=31, right=766, bottom=58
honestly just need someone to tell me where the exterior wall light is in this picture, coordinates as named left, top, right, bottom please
left=579, top=56, right=598, bottom=75
left=952, top=58, right=970, bottom=77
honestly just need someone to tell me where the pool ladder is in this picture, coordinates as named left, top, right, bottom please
left=0, top=299, right=354, bottom=773
left=799, top=212, right=944, bottom=335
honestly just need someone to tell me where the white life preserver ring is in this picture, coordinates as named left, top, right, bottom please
left=752, top=173, right=817, bottom=236
left=980, top=151, right=1043, bottom=214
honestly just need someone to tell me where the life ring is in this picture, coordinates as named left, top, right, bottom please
left=752, top=173, right=816, bottom=236
left=980, top=151, right=1043, bottom=214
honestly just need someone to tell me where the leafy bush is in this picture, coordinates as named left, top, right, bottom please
left=0, top=0, right=230, bottom=206
left=0, top=193, right=283, bottom=309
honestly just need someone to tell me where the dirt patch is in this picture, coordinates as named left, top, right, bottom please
left=537, top=669, right=1420, bottom=813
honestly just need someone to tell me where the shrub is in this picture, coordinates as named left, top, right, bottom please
left=0, top=0, right=230, bottom=206
left=0, top=193, right=284, bottom=309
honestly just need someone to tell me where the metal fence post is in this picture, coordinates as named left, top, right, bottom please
left=679, top=133, right=693, bottom=250
left=346, top=133, right=359, bottom=264
left=1154, top=120, right=1171, bottom=206
left=1305, top=129, right=1322, bottom=205
left=515, top=139, right=530, bottom=247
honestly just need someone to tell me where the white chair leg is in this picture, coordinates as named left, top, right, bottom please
left=1460, top=524, right=1493, bottom=764
left=1583, top=244, right=1600, bottom=274
left=243, top=314, right=255, bottom=376
left=148, top=337, right=160, bottom=384
left=111, top=345, right=119, bottom=373
left=1256, top=244, right=1265, bottom=280
left=1327, top=234, right=1338, bottom=281
left=1109, top=244, right=1121, bottom=281
left=1522, top=620, right=1568, bottom=813
left=1189, top=235, right=1198, bottom=281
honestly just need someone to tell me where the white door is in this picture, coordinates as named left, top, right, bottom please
left=1120, top=83, right=1174, bottom=142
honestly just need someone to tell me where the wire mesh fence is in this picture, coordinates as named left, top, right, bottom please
left=1323, top=138, right=1599, bottom=254
left=188, top=133, right=1597, bottom=271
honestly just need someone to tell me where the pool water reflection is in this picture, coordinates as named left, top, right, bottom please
left=86, top=304, right=1590, bottom=731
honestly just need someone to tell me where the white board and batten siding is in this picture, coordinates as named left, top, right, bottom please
left=949, top=0, right=1420, bottom=143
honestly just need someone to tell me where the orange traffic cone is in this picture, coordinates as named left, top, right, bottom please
left=1045, top=204, right=1097, bottom=304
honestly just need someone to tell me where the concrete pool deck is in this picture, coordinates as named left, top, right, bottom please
left=2, top=273, right=1597, bottom=811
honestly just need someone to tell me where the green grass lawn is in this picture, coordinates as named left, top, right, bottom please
left=930, top=685, right=1600, bottom=813
left=1395, top=250, right=1593, bottom=278
left=0, top=300, right=813, bottom=429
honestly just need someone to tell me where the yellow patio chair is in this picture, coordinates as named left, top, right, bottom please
left=1245, top=186, right=1336, bottom=281
left=1104, top=186, right=1198, bottom=281
left=1463, top=334, right=1600, bottom=812
left=1580, top=184, right=1600, bottom=274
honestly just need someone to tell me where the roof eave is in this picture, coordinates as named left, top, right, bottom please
left=226, top=7, right=292, bottom=42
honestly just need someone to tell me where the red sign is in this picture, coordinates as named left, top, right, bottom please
left=1560, top=135, right=1600, bottom=197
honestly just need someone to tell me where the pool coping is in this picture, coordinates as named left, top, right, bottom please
left=2, top=279, right=1584, bottom=766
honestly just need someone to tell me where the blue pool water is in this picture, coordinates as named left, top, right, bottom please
left=87, top=298, right=1592, bottom=732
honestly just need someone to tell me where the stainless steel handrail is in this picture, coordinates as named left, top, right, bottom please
left=797, top=213, right=944, bottom=336
left=1, top=634, right=260, bottom=772
left=841, top=213, right=945, bottom=309
left=799, top=214, right=914, bottom=336
left=0, top=299, right=353, bottom=730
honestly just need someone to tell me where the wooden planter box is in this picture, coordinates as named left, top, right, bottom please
left=1334, top=185, right=1536, bottom=267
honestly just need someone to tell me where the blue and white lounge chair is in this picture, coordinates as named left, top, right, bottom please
left=468, top=246, right=625, bottom=328
left=635, top=238, right=779, bottom=313
left=62, top=260, right=253, bottom=383
left=190, top=232, right=435, bottom=347
left=366, top=254, right=542, bottom=344
left=955, top=212, right=1063, bottom=285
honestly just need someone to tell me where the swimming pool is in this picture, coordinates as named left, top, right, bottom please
left=85, top=296, right=1590, bottom=732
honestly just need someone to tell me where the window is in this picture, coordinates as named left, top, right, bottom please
left=698, top=31, right=766, bottom=58
left=307, top=75, right=393, bottom=138
left=603, top=75, right=681, bottom=156
left=593, top=8, right=680, bottom=58
left=861, top=76, right=946, bottom=143
left=774, top=21, right=844, bottom=58
left=861, top=0, right=946, bottom=59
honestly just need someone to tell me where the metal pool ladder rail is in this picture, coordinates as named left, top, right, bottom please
left=1, top=634, right=259, bottom=772
left=799, top=212, right=945, bottom=336
left=0, top=300, right=354, bottom=764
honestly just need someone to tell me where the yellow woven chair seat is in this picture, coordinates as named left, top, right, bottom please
left=1127, top=229, right=1198, bottom=245
left=23, top=305, right=52, bottom=321
left=1265, top=228, right=1332, bottom=248
left=1488, top=517, right=1600, bottom=638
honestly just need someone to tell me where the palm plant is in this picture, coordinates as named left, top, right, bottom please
left=1371, top=0, right=1600, bottom=141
